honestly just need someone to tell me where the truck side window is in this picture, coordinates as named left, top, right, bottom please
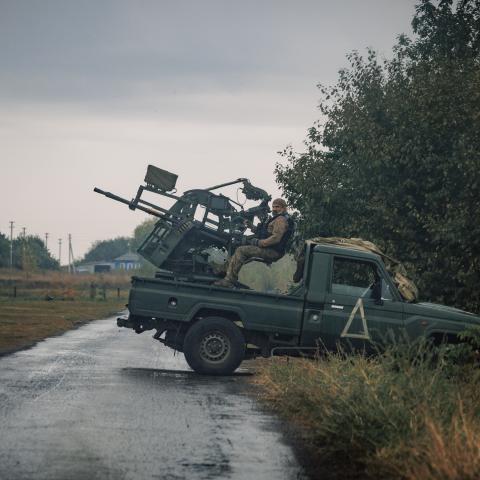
left=331, top=258, right=392, bottom=300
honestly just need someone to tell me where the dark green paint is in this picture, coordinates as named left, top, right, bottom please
left=124, top=242, right=480, bottom=361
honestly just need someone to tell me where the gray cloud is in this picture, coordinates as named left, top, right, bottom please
left=1, top=1, right=416, bottom=106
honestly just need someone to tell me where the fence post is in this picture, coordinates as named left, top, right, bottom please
left=102, top=285, right=106, bottom=300
left=90, top=282, right=96, bottom=300
left=117, top=287, right=120, bottom=298
left=13, top=286, right=17, bottom=298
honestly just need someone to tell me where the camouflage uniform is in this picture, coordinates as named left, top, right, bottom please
left=223, top=245, right=281, bottom=283
left=219, top=214, right=288, bottom=285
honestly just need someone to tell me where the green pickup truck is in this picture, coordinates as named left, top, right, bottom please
left=118, top=241, right=480, bottom=375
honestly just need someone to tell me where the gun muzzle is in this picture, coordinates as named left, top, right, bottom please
left=94, top=187, right=163, bottom=218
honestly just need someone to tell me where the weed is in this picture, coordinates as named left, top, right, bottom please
left=254, top=337, right=480, bottom=479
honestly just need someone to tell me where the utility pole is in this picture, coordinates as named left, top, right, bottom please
left=22, top=227, right=26, bottom=269
left=9, top=221, right=14, bottom=269
left=68, top=234, right=71, bottom=273
left=58, top=238, right=62, bottom=267
left=68, top=234, right=76, bottom=274
left=45, top=233, right=49, bottom=250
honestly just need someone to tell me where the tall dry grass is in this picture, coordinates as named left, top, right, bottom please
left=255, top=336, right=480, bottom=480
left=0, top=268, right=131, bottom=300
left=397, top=408, right=480, bottom=480
left=0, top=267, right=131, bottom=286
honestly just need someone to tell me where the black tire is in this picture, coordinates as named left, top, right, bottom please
left=183, top=317, right=245, bottom=375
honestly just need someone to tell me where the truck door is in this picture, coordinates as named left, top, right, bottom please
left=321, top=256, right=404, bottom=351
left=300, top=250, right=330, bottom=347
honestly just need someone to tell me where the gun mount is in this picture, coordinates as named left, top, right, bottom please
left=94, top=165, right=271, bottom=276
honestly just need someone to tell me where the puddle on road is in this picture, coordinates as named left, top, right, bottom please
left=122, top=366, right=253, bottom=377
left=120, top=366, right=256, bottom=396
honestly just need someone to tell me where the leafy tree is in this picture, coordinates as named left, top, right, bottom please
left=82, top=237, right=131, bottom=263
left=0, top=235, right=59, bottom=270
left=21, top=236, right=59, bottom=270
left=79, top=219, right=156, bottom=268
left=131, top=218, right=156, bottom=251
left=130, top=218, right=158, bottom=273
left=276, top=0, right=480, bottom=312
left=0, top=233, right=10, bottom=268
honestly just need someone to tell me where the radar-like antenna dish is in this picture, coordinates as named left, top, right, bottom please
left=145, top=165, right=178, bottom=192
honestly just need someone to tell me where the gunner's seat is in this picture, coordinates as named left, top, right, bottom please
left=243, top=257, right=274, bottom=267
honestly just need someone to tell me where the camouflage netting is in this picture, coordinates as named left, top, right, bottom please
left=298, top=237, right=419, bottom=302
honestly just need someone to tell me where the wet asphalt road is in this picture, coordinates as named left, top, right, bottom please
left=0, top=316, right=306, bottom=480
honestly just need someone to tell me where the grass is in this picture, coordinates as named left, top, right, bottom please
left=0, top=268, right=131, bottom=299
left=0, top=268, right=131, bottom=354
left=253, top=337, right=480, bottom=480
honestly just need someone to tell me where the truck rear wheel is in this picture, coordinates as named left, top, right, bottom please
left=183, top=317, right=245, bottom=375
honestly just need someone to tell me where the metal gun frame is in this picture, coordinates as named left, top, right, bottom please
left=94, top=165, right=271, bottom=276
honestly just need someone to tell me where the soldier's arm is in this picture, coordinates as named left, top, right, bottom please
left=259, top=217, right=288, bottom=247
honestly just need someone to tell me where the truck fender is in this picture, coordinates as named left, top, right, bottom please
left=405, top=317, right=461, bottom=341
left=425, top=328, right=461, bottom=345
left=186, top=303, right=246, bottom=327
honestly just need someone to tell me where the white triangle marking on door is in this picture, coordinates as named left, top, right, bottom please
left=340, top=298, right=371, bottom=340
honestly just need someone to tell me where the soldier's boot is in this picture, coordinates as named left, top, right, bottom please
left=211, top=264, right=227, bottom=278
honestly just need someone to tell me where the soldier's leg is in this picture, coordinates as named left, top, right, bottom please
left=225, top=245, right=264, bottom=282
left=215, top=247, right=281, bottom=287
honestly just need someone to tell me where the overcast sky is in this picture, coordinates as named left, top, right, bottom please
left=0, top=0, right=417, bottom=262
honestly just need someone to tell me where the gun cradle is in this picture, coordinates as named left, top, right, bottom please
left=94, top=165, right=271, bottom=276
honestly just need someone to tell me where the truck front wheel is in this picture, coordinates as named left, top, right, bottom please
left=183, top=317, right=245, bottom=375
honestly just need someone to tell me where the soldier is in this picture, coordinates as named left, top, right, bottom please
left=214, top=198, right=294, bottom=288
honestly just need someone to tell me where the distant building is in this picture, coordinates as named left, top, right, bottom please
left=75, top=262, right=114, bottom=274
left=75, top=252, right=142, bottom=274
left=113, top=252, right=142, bottom=271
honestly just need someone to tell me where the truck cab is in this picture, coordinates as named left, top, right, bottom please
left=301, top=242, right=404, bottom=351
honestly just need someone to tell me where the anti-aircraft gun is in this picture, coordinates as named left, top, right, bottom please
left=94, top=165, right=271, bottom=278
